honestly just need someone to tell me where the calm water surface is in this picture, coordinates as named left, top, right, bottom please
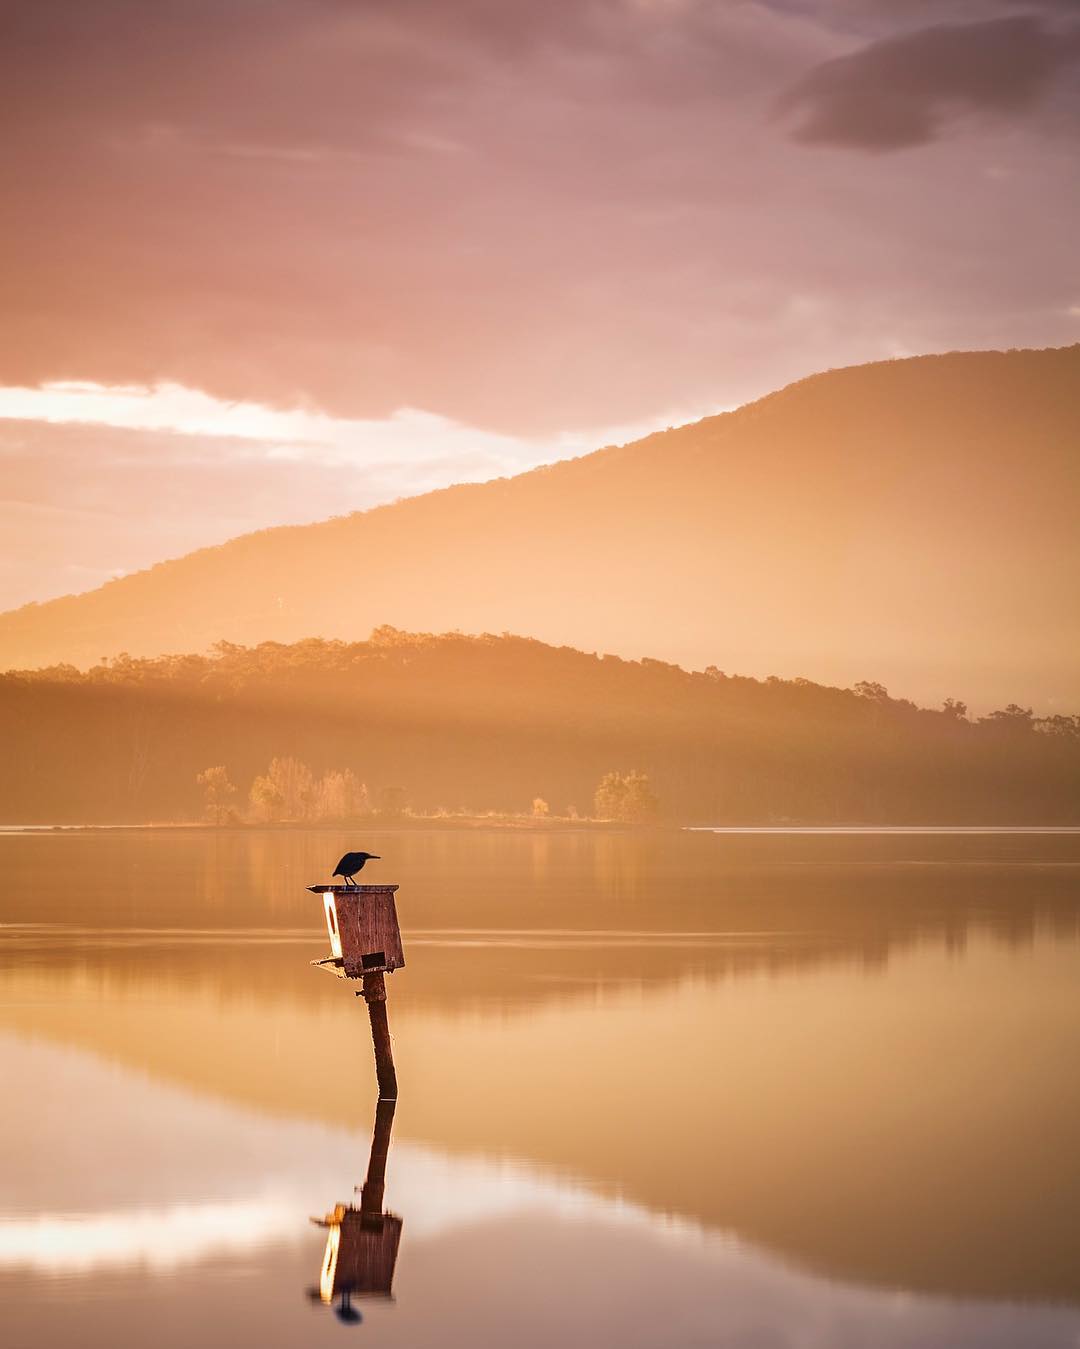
left=2, top=828, right=1080, bottom=1348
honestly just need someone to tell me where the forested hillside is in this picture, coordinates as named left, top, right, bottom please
left=3, top=629, right=1077, bottom=825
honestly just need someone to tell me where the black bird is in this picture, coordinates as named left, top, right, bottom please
left=333, top=851, right=380, bottom=886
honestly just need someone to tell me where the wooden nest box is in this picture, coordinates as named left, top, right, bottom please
left=307, top=884, right=404, bottom=978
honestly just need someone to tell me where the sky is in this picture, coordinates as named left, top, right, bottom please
left=2, top=0, right=1079, bottom=610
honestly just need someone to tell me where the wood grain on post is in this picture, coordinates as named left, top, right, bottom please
left=362, top=972, right=398, bottom=1099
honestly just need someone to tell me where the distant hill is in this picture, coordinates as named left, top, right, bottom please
left=1, top=345, right=1077, bottom=709
left=2, top=630, right=1077, bottom=825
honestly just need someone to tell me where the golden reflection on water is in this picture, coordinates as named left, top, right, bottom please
left=2, top=829, right=1080, bottom=1346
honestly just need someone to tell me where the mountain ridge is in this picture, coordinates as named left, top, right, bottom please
left=2, top=343, right=1077, bottom=710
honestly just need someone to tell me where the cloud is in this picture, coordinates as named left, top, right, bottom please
left=0, top=1, right=856, bottom=433
left=780, top=15, right=1080, bottom=150
left=0, top=0, right=1077, bottom=444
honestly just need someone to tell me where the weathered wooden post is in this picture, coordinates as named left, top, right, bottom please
left=308, top=883, right=404, bottom=1099
left=361, top=972, right=397, bottom=1100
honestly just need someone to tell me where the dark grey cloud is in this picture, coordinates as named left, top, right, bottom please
left=781, top=14, right=1080, bottom=149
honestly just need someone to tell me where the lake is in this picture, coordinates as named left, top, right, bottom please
left=3, top=827, right=1080, bottom=1348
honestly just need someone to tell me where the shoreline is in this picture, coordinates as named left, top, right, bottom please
left=0, top=817, right=646, bottom=834
left=3, top=821, right=1079, bottom=836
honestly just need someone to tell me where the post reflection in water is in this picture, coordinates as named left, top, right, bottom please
left=309, top=1098, right=403, bottom=1325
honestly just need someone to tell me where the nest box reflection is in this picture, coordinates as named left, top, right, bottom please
left=309, top=1098, right=403, bottom=1325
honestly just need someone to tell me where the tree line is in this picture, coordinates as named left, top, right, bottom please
left=1, top=628, right=1077, bottom=825
left=195, top=756, right=659, bottom=825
